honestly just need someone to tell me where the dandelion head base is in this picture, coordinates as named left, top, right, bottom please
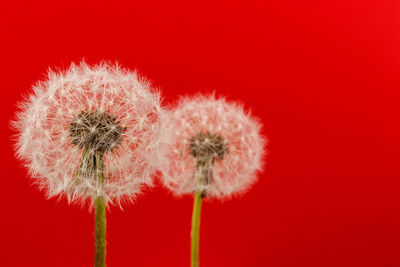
left=69, top=110, right=126, bottom=152
left=189, top=132, right=229, bottom=197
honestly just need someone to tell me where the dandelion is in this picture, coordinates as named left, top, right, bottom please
left=159, top=94, right=266, bottom=267
left=12, top=61, right=169, bottom=267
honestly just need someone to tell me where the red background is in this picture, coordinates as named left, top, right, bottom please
left=1, top=0, right=400, bottom=266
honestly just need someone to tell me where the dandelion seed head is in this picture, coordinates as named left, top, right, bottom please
left=12, top=61, right=169, bottom=207
left=159, top=94, right=267, bottom=199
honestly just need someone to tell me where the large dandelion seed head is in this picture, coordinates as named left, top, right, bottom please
left=159, top=94, right=267, bottom=199
left=13, top=61, right=169, bottom=207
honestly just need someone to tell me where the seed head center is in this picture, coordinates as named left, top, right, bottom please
left=188, top=132, right=228, bottom=163
left=69, top=110, right=126, bottom=152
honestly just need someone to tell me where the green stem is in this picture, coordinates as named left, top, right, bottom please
left=76, top=149, right=107, bottom=267
left=95, top=196, right=106, bottom=267
left=191, top=191, right=203, bottom=267
left=94, top=150, right=106, bottom=267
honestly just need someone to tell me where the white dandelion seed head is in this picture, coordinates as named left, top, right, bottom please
left=12, top=61, right=170, bottom=207
left=159, top=94, right=267, bottom=199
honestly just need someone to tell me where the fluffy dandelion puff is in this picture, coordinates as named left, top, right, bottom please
left=160, top=94, right=267, bottom=199
left=13, top=61, right=169, bottom=206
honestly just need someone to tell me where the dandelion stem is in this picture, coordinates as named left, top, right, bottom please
left=94, top=151, right=106, bottom=267
left=95, top=195, right=106, bottom=267
left=191, top=191, right=203, bottom=267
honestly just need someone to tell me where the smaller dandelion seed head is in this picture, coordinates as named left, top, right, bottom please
left=188, top=132, right=229, bottom=163
left=69, top=110, right=126, bottom=152
left=159, top=94, right=267, bottom=199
